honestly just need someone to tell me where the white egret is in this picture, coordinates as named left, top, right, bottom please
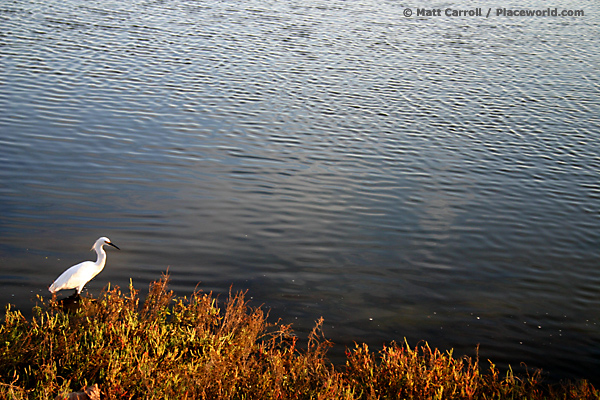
left=49, top=236, right=120, bottom=295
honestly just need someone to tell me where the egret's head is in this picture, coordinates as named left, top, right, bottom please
left=93, top=236, right=120, bottom=251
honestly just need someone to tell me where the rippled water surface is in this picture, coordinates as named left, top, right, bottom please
left=2, top=0, right=599, bottom=383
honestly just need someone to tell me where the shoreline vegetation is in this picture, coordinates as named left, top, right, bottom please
left=1, top=274, right=598, bottom=399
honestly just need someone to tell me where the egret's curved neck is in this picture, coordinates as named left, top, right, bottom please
left=94, top=245, right=107, bottom=269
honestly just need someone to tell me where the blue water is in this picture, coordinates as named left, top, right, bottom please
left=1, top=0, right=599, bottom=383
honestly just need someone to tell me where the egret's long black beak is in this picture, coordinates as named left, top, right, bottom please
left=108, top=242, right=120, bottom=250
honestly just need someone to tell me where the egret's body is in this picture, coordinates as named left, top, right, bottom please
left=49, top=237, right=119, bottom=294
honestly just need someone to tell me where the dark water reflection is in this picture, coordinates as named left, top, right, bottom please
left=1, top=0, right=600, bottom=384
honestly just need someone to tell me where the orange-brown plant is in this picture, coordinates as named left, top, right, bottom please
left=0, top=273, right=598, bottom=399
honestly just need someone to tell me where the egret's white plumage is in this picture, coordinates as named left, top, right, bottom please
left=49, top=237, right=120, bottom=294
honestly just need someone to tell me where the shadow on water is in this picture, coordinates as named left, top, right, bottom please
left=54, top=292, right=86, bottom=313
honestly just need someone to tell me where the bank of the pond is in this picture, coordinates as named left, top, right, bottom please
left=1, top=274, right=598, bottom=399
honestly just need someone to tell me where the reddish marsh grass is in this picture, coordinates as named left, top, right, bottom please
left=1, top=273, right=598, bottom=399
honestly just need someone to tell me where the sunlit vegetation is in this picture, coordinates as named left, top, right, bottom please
left=1, top=273, right=598, bottom=399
